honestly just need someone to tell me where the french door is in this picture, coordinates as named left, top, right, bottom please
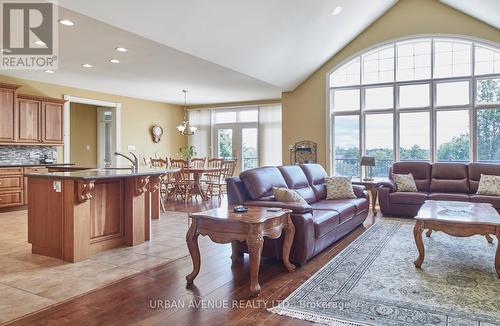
left=214, top=123, right=258, bottom=174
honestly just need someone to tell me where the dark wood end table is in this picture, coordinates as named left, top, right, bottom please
left=351, top=177, right=388, bottom=216
left=413, top=200, right=500, bottom=277
left=186, top=206, right=295, bottom=297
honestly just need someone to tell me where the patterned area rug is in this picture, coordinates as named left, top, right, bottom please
left=270, top=219, right=500, bottom=325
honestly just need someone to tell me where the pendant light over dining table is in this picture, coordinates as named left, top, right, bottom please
left=176, top=89, right=197, bottom=136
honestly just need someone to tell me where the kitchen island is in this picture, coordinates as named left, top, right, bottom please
left=26, top=167, right=179, bottom=262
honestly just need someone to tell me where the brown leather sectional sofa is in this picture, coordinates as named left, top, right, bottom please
left=378, top=162, right=500, bottom=217
left=227, top=164, right=369, bottom=266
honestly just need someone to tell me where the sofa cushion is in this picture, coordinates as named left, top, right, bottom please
left=312, top=210, right=340, bottom=238
left=278, top=166, right=317, bottom=203
left=325, top=176, right=356, bottom=199
left=476, top=174, right=500, bottom=196
left=470, top=195, right=500, bottom=209
left=468, top=163, right=500, bottom=193
left=240, top=166, right=288, bottom=200
left=272, top=187, right=307, bottom=204
left=430, top=163, right=469, bottom=193
left=311, top=200, right=356, bottom=222
left=393, top=173, right=418, bottom=192
left=428, top=193, right=470, bottom=202
left=391, top=162, right=432, bottom=192
left=390, top=192, right=428, bottom=205
left=300, top=164, right=328, bottom=200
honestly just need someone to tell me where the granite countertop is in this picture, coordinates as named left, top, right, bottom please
left=25, top=167, right=181, bottom=180
left=0, top=163, right=76, bottom=168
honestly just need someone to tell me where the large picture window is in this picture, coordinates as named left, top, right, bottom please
left=329, top=37, right=500, bottom=177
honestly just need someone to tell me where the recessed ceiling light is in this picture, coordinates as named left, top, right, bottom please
left=82, top=63, right=93, bottom=68
left=44, top=70, right=55, bottom=74
left=59, top=19, right=74, bottom=26
left=109, top=59, right=120, bottom=64
left=115, top=47, right=127, bottom=52
left=34, top=40, right=46, bottom=46
left=332, top=6, right=343, bottom=15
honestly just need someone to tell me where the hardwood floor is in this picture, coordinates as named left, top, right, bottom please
left=7, top=197, right=377, bottom=326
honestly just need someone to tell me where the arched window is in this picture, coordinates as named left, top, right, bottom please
left=328, top=36, right=500, bottom=178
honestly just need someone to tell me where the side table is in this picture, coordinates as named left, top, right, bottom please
left=185, top=206, right=295, bottom=297
left=351, top=177, right=388, bottom=216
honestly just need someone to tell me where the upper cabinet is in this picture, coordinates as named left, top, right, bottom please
left=18, top=97, right=41, bottom=143
left=0, top=83, right=21, bottom=143
left=0, top=83, right=65, bottom=146
left=42, top=101, right=64, bottom=143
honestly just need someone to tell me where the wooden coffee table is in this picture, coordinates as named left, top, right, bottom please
left=413, top=200, right=500, bottom=277
left=186, top=206, right=295, bottom=297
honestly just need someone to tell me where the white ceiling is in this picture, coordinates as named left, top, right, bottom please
left=1, top=0, right=497, bottom=105
left=439, top=0, right=500, bottom=30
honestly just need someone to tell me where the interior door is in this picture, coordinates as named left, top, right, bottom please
left=214, top=123, right=258, bottom=174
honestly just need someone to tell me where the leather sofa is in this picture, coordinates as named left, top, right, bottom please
left=378, top=162, right=500, bottom=217
left=227, top=164, right=369, bottom=266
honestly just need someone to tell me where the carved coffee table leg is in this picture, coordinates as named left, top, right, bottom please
left=282, top=215, right=296, bottom=272
left=486, top=234, right=493, bottom=244
left=186, top=218, right=200, bottom=284
left=231, top=240, right=243, bottom=264
left=413, top=220, right=425, bottom=268
left=426, top=229, right=432, bottom=237
left=246, top=233, right=264, bottom=297
left=496, top=228, right=500, bottom=278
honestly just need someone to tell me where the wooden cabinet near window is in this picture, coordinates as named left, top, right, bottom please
left=0, top=83, right=21, bottom=143
left=16, top=94, right=65, bottom=145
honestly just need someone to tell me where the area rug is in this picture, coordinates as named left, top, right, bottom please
left=270, top=219, right=500, bottom=325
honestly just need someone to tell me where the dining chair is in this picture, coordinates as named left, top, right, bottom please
left=190, top=157, right=206, bottom=168
left=204, top=158, right=226, bottom=201
left=169, top=158, right=193, bottom=202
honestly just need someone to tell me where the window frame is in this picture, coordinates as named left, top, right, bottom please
left=328, top=36, right=500, bottom=176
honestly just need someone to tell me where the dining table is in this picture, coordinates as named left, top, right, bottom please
left=180, top=166, right=223, bottom=201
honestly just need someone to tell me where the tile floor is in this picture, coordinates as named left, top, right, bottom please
left=0, top=209, right=194, bottom=324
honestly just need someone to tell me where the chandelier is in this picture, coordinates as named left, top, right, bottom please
left=176, top=90, right=197, bottom=136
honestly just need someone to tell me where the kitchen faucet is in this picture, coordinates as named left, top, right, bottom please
left=114, top=152, right=139, bottom=172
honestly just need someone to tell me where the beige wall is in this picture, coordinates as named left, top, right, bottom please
left=70, top=103, right=97, bottom=166
left=0, top=75, right=187, bottom=165
left=281, top=0, right=500, bottom=168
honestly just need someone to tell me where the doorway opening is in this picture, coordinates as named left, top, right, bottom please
left=63, top=96, right=121, bottom=166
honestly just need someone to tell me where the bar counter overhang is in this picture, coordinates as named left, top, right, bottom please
left=26, top=167, right=179, bottom=262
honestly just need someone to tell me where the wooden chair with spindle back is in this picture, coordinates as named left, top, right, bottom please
left=169, top=158, right=193, bottom=202
left=190, top=157, right=206, bottom=168
left=204, top=158, right=225, bottom=200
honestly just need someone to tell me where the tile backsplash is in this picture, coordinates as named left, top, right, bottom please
left=0, top=146, right=58, bottom=164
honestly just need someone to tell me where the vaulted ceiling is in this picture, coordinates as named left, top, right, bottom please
left=0, top=0, right=497, bottom=105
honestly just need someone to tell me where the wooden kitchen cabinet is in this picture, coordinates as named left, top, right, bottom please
left=18, top=98, right=41, bottom=143
left=23, top=167, right=48, bottom=204
left=0, top=83, right=21, bottom=143
left=0, top=167, right=23, bottom=208
left=16, top=94, right=65, bottom=145
left=42, top=102, right=64, bottom=143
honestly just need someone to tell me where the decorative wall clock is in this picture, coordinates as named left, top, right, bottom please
left=151, top=125, right=163, bottom=143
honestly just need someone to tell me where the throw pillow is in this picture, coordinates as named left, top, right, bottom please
left=272, top=187, right=307, bottom=204
left=476, top=174, right=500, bottom=196
left=325, top=176, right=356, bottom=200
left=393, top=173, right=418, bottom=192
